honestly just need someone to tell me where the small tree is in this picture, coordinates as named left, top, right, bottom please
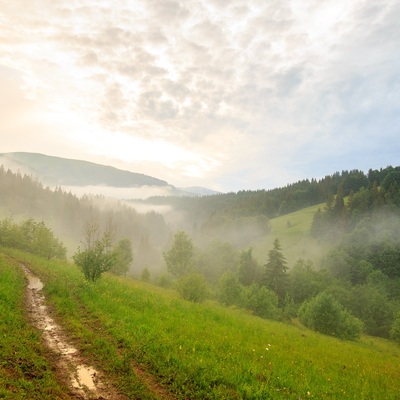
left=141, top=267, right=151, bottom=282
left=217, top=271, right=242, bottom=306
left=238, top=248, right=260, bottom=286
left=176, top=273, right=208, bottom=303
left=390, top=311, right=400, bottom=344
left=15, top=218, right=67, bottom=260
left=164, top=231, right=194, bottom=277
left=196, top=239, right=237, bottom=285
left=73, top=219, right=116, bottom=282
left=156, top=273, right=173, bottom=288
left=240, top=284, right=280, bottom=320
left=111, top=238, right=133, bottom=276
left=299, top=292, right=363, bottom=340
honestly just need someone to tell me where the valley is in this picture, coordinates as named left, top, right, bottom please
left=1, top=156, right=400, bottom=398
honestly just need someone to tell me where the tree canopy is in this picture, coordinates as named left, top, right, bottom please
left=163, top=231, right=194, bottom=277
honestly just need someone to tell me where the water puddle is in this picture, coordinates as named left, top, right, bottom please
left=73, top=365, right=97, bottom=391
left=21, top=264, right=113, bottom=399
left=26, top=274, right=43, bottom=290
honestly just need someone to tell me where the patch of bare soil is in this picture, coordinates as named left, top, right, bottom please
left=22, top=264, right=126, bottom=399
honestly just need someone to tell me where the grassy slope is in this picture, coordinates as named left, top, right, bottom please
left=253, top=203, right=330, bottom=267
left=7, top=249, right=400, bottom=400
left=0, top=254, right=71, bottom=399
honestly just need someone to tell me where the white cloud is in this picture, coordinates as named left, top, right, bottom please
left=0, top=0, right=399, bottom=191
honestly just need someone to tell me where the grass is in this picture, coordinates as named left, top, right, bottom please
left=6, top=249, right=400, bottom=399
left=253, top=203, right=331, bottom=267
left=0, top=253, right=71, bottom=399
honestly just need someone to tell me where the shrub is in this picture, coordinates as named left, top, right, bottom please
left=176, top=273, right=208, bottom=303
left=73, top=220, right=115, bottom=282
left=390, top=311, right=400, bottom=344
left=241, top=284, right=280, bottom=320
left=0, top=217, right=66, bottom=260
left=299, top=292, right=362, bottom=340
left=340, top=312, right=364, bottom=340
left=217, top=271, right=242, bottom=306
left=156, top=273, right=173, bottom=288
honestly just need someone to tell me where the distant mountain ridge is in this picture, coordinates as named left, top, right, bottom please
left=0, top=152, right=220, bottom=199
left=0, top=152, right=168, bottom=187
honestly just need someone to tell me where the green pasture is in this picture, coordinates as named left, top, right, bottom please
left=253, top=203, right=330, bottom=267
left=5, top=249, right=400, bottom=399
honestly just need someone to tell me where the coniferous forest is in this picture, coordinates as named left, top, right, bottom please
left=1, top=164, right=400, bottom=342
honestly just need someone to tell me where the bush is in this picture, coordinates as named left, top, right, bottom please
left=390, top=312, right=400, bottom=344
left=176, top=273, right=208, bottom=303
left=299, top=292, right=362, bottom=340
left=240, top=284, right=280, bottom=320
left=141, top=267, right=151, bottom=282
left=73, top=223, right=115, bottom=282
left=156, top=273, right=173, bottom=288
left=340, top=312, right=364, bottom=340
left=217, top=271, right=242, bottom=306
left=0, top=217, right=67, bottom=260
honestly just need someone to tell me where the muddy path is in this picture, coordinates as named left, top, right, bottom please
left=22, top=263, right=126, bottom=399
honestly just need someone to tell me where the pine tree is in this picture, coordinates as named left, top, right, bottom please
left=263, top=239, right=288, bottom=302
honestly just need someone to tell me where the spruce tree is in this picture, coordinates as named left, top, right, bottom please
left=263, top=239, right=288, bottom=302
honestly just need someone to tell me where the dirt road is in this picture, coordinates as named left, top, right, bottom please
left=23, top=264, right=124, bottom=399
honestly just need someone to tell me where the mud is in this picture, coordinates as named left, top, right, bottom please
left=22, top=264, right=123, bottom=399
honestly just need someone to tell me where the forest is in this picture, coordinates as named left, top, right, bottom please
left=1, top=164, right=400, bottom=342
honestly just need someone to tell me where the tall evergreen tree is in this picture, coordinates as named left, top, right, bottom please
left=263, top=239, right=288, bottom=302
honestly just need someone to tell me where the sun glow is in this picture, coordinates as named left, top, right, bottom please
left=73, top=129, right=217, bottom=178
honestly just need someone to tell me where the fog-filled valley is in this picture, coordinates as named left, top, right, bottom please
left=1, top=155, right=400, bottom=398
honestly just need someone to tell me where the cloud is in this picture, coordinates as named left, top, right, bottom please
left=0, top=0, right=399, bottom=191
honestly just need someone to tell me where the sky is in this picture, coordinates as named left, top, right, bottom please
left=0, top=0, right=399, bottom=192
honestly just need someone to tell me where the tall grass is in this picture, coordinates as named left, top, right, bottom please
left=0, top=253, right=70, bottom=399
left=8, top=249, right=400, bottom=399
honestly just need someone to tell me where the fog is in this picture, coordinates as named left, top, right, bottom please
left=56, top=184, right=178, bottom=201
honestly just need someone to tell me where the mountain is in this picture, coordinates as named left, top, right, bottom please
left=0, top=152, right=218, bottom=199
left=0, top=152, right=167, bottom=187
left=177, top=186, right=221, bottom=196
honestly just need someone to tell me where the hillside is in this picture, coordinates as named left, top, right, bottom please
left=0, top=152, right=168, bottom=187
left=2, top=250, right=400, bottom=399
left=253, top=203, right=330, bottom=267
left=0, top=152, right=219, bottom=199
left=2, top=160, right=400, bottom=398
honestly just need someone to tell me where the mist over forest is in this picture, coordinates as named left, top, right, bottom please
left=1, top=158, right=400, bottom=342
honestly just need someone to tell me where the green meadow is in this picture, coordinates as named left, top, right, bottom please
left=3, top=249, right=400, bottom=399
left=0, top=254, right=70, bottom=399
left=253, top=203, right=330, bottom=267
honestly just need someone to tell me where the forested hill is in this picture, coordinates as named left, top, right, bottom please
left=0, top=152, right=168, bottom=187
left=142, top=166, right=400, bottom=220
left=0, top=166, right=171, bottom=268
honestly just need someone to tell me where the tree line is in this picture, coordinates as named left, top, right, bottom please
left=143, top=168, right=390, bottom=220
left=161, top=229, right=400, bottom=342
left=0, top=166, right=170, bottom=272
left=2, top=162, right=400, bottom=343
left=139, top=167, right=397, bottom=246
left=0, top=217, right=67, bottom=260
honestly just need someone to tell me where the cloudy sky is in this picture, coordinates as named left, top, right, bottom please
left=1, top=0, right=399, bottom=192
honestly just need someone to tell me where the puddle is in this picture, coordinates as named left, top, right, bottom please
left=27, top=274, right=43, bottom=290
left=73, top=365, right=97, bottom=391
left=21, top=264, right=116, bottom=399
